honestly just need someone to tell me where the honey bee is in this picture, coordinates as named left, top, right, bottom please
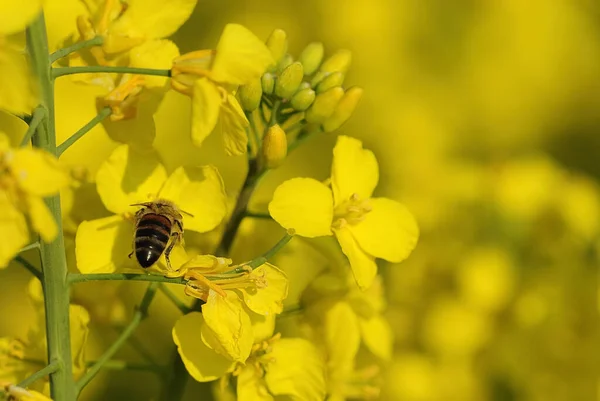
left=129, top=199, right=189, bottom=270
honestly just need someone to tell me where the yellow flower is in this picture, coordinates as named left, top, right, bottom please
left=0, top=133, right=71, bottom=267
left=75, top=144, right=227, bottom=273
left=269, top=135, right=419, bottom=288
left=1, top=384, right=52, bottom=401
left=170, top=24, right=273, bottom=155
left=174, top=255, right=288, bottom=365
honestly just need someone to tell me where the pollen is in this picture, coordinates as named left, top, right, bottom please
left=333, top=193, right=373, bottom=228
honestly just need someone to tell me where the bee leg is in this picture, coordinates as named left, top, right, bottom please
left=164, top=232, right=181, bottom=271
left=128, top=251, right=133, bottom=259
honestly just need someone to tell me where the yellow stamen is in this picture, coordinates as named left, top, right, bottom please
left=332, top=192, right=372, bottom=228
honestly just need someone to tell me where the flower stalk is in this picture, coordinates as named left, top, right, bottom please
left=52, top=66, right=171, bottom=79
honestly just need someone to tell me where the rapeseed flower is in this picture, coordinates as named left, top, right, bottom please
left=269, top=135, right=419, bottom=288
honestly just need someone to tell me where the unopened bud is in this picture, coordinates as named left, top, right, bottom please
left=290, top=88, right=316, bottom=111
left=316, top=71, right=344, bottom=94
left=322, top=86, right=363, bottom=132
left=275, top=62, right=304, bottom=99
left=238, top=78, right=263, bottom=111
left=321, top=49, right=352, bottom=74
left=299, top=42, right=324, bottom=75
left=262, top=73, right=275, bottom=95
left=262, top=124, right=287, bottom=168
left=266, top=29, right=288, bottom=64
left=276, top=53, right=294, bottom=74
left=297, top=81, right=311, bottom=92
left=310, top=71, right=329, bottom=88
left=305, top=87, right=344, bottom=124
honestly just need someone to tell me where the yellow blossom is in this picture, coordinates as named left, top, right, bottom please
left=170, top=24, right=273, bottom=155
left=75, top=144, right=227, bottom=273
left=2, top=384, right=52, bottom=401
left=0, top=133, right=71, bottom=267
left=269, top=135, right=419, bottom=288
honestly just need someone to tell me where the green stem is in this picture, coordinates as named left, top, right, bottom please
left=50, top=36, right=104, bottom=63
left=56, top=107, right=112, bottom=155
left=27, top=14, right=77, bottom=401
left=17, top=360, right=60, bottom=388
left=267, top=100, right=281, bottom=129
left=20, top=106, right=46, bottom=147
left=14, top=255, right=42, bottom=280
left=75, top=283, right=159, bottom=394
left=53, top=66, right=171, bottom=79
left=68, top=273, right=188, bottom=285
left=18, top=241, right=40, bottom=253
left=158, top=283, right=191, bottom=314
left=246, top=110, right=261, bottom=156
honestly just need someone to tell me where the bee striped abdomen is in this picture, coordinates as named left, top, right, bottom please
left=135, top=213, right=172, bottom=268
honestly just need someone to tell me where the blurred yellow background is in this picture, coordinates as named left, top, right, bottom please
left=2, top=1, right=599, bottom=400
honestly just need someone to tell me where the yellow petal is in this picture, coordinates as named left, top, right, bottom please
left=173, top=312, right=235, bottom=382
left=239, top=263, right=288, bottom=316
left=11, top=148, right=70, bottom=196
left=0, top=194, right=28, bottom=268
left=0, top=110, right=28, bottom=146
left=349, top=197, right=419, bottom=263
left=69, top=304, right=90, bottom=378
left=331, top=135, right=378, bottom=207
left=130, top=39, right=180, bottom=87
left=191, top=78, right=221, bottom=148
left=95, top=145, right=167, bottom=214
left=268, top=178, right=334, bottom=237
left=325, top=302, right=360, bottom=375
left=334, top=226, right=377, bottom=289
left=0, top=50, right=36, bottom=115
left=108, top=0, right=197, bottom=39
left=237, top=365, right=274, bottom=401
left=75, top=216, right=135, bottom=273
left=264, top=338, right=326, bottom=401
left=158, top=165, right=227, bottom=233
left=359, top=315, right=393, bottom=361
left=0, top=0, right=42, bottom=35
left=44, top=0, right=87, bottom=52
left=26, top=196, right=57, bottom=243
left=218, top=94, right=248, bottom=156
left=210, top=24, right=274, bottom=85
left=201, top=290, right=253, bottom=362
left=250, top=313, right=276, bottom=343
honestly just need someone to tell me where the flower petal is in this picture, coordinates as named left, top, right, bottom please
left=334, top=226, right=377, bottom=289
left=11, top=148, right=70, bottom=196
left=0, top=0, right=42, bottom=36
left=325, top=302, right=361, bottom=375
left=69, top=305, right=90, bottom=378
left=95, top=145, right=167, bottom=214
left=331, top=135, right=379, bottom=207
left=26, top=196, right=57, bottom=243
left=158, top=165, right=227, bottom=233
left=210, top=24, right=274, bottom=85
left=218, top=94, right=248, bottom=156
left=201, top=290, right=253, bottom=362
left=0, top=50, right=36, bottom=115
left=130, top=39, right=180, bottom=88
left=0, top=111, right=28, bottom=146
left=108, top=0, right=197, bottom=39
left=0, top=194, right=28, bottom=268
left=173, top=312, right=235, bottom=382
left=75, top=216, right=135, bottom=273
left=250, top=313, right=276, bottom=343
left=359, top=315, right=393, bottom=361
left=239, top=263, right=288, bottom=316
left=268, top=178, right=334, bottom=238
left=349, top=197, right=419, bottom=263
left=237, top=365, right=274, bottom=401
left=191, top=78, right=221, bottom=148
left=264, top=338, right=326, bottom=401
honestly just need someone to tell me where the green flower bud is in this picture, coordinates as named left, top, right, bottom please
left=297, top=81, right=311, bottom=92
left=276, top=53, right=294, bottom=74
left=316, top=71, right=344, bottom=94
left=310, top=71, right=329, bottom=88
left=290, top=88, right=316, bottom=111
left=275, top=62, right=304, bottom=99
left=262, top=73, right=275, bottom=95
left=321, top=49, right=352, bottom=74
left=322, top=86, right=363, bottom=132
left=305, top=87, right=344, bottom=124
left=238, top=77, right=263, bottom=111
left=262, top=124, right=287, bottom=168
left=299, top=42, right=324, bottom=75
left=266, top=29, right=288, bottom=64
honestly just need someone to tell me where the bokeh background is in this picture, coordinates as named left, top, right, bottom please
left=2, top=1, right=599, bottom=400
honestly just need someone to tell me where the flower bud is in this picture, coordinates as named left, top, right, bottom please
left=299, top=42, right=324, bottom=75
left=262, top=124, right=287, bottom=168
left=305, top=87, right=344, bottom=124
left=321, top=49, right=352, bottom=74
left=238, top=77, right=263, bottom=111
left=266, top=29, right=288, bottom=64
left=276, top=53, right=294, bottom=74
left=290, top=88, right=316, bottom=111
left=297, top=81, right=311, bottom=92
left=322, top=86, right=363, bottom=132
left=316, top=71, right=344, bottom=94
left=275, top=62, right=304, bottom=99
left=262, top=73, right=275, bottom=95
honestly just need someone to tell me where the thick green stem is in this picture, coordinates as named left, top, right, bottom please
left=57, top=107, right=111, bottom=156
left=53, top=66, right=171, bottom=79
left=17, top=361, right=60, bottom=388
left=27, top=13, right=77, bottom=401
left=50, top=36, right=104, bottom=63
left=75, top=283, right=158, bottom=395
